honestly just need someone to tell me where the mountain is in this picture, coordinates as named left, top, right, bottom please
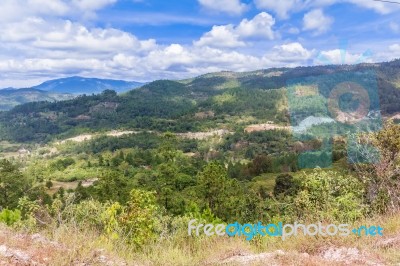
left=1, top=60, right=400, bottom=142
left=31, top=76, right=144, bottom=94
left=0, top=76, right=144, bottom=111
left=0, top=88, right=74, bottom=111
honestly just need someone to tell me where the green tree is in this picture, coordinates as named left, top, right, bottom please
left=0, top=160, right=30, bottom=209
left=94, top=171, right=131, bottom=204
left=273, top=174, right=298, bottom=197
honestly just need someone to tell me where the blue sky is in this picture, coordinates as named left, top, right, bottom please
left=1, top=0, right=400, bottom=87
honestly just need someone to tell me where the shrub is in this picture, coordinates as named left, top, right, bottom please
left=289, top=169, right=366, bottom=222
left=100, top=189, right=160, bottom=248
left=0, top=209, right=21, bottom=226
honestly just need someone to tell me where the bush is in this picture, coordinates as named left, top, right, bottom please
left=288, top=169, right=366, bottom=222
left=0, top=209, right=21, bottom=226
left=101, top=189, right=160, bottom=248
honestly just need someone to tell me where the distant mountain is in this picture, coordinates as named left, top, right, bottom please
left=0, top=76, right=144, bottom=111
left=0, top=88, right=74, bottom=111
left=31, top=76, right=144, bottom=94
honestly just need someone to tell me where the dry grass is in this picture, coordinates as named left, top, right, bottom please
left=0, top=213, right=399, bottom=265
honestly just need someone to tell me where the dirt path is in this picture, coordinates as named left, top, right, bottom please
left=56, top=130, right=136, bottom=144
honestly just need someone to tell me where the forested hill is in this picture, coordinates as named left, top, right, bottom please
left=1, top=60, right=400, bottom=142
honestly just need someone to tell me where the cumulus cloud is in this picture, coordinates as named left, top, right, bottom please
left=0, top=18, right=156, bottom=56
left=272, top=42, right=314, bottom=63
left=195, top=12, right=275, bottom=48
left=198, top=0, right=248, bottom=15
left=254, top=0, right=400, bottom=19
left=1, top=0, right=395, bottom=88
left=346, top=0, right=400, bottom=14
left=303, top=9, right=333, bottom=34
left=0, top=0, right=117, bottom=23
left=71, top=0, right=117, bottom=11
left=236, top=12, right=275, bottom=39
left=0, top=16, right=313, bottom=87
left=194, top=25, right=245, bottom=48
left=254, top=0, right=303, bottom=19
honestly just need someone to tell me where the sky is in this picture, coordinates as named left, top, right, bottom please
left=1, top=0, right=400, bottom=88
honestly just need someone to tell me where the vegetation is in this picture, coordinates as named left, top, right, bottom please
left=0, top=65, right=399, bottom=264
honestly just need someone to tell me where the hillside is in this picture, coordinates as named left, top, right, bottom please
left=1, top=61, right=400, bottom=142
left=0, top=62, right=399, bottom=265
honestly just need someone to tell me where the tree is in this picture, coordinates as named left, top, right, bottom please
left=197, top=162, right=232, bottom=218
left=273, top=174, right=298, bottom=197
left=352, top=122, right=400, bottom=213
left=158, top=132, right=178, bottom=163
left=45, top=180, right=53, bottom=189
left=94, top=171, right=131, bottom=204
left=118, top=189, right=159, bottom=247
left=249, top=154, right=273, bottom=176
left=0, top=160, right=30, bottom=209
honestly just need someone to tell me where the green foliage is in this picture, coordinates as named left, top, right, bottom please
left=289, top=170, right=366, bottom=222
left=63, top=199, right=106, bottom=230
left=93, top=170, right=133, bottom=204
left=50, top=157, right=75, bottom=171
left=273, top=173, right=299, bottom=197
left=0, top=209, right=21, bottom=226
left=197, top=162, right=229, bottom=215
left=0, top=160, right=30, bottom=209
left=45, top=180, right=53, bottom=189
left=100, top=189, right=159, bottom=247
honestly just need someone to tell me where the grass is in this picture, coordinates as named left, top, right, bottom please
left=2, top=211, right=398, bottom=265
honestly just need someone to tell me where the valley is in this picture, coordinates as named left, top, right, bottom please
left=0, top=62, right=399, bottom=265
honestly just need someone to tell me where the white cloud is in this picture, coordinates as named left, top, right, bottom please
left=236, top=12, right=275, bottom=39
left=0, top=0, right=69, bottom=23
left=0, top=3, right=316, bottom=88
left=272, top=42, right=314, bottom=63
left=0, top=0, right=117, bottom=23
left=254, top=0, right=400, bottom=19
left=346, top=0, right=399, bottom=14
left=71, top=0, right=117, bottom=11
left=0, top=0, right=306, bottom=87
left=0, top=18, right=156, bottom=56
left=254, top=0, right=303, bottom=19
left=389, top=44, right=400, bottom=54
left=194, top=25, right=245, bottom=48
left=303, top=9, right=333, bottom=34
left=195, top=12, right=275, bottom=48
left=198, top=0, right=248, bottom=15
left=2, top=0, right=396, bottom=88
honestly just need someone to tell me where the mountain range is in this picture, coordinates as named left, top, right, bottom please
left=1, top=59, right=400, bottom=142
left=30, top=76, right=144, bottom=94
left=0, top=77, right=144, bottom=111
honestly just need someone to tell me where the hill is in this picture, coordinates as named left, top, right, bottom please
left=1, top=61, right=400, bottom=142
